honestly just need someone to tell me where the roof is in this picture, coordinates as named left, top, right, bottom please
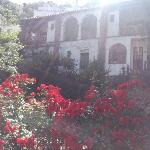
left=22, top=6, right=101, bottom=21
left=22, top=0, right=140, bottom=22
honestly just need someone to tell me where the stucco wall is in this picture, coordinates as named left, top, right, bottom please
left=106, top=36, right=148, bottom=76
left=60, top=9, right=101, bottom=41
left=107, top=10, right=120, bottom=37
left=47, top=21, right=55, bottom=42
left=60, top=39, right=99, bottom=69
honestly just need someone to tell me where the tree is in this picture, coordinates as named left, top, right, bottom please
left=0, top=0, right=23, bottom=75
left=0, top=0, right=21, bottom=25
left=0, top=31, right=22, bottom=74
left=20, top=1, right=57, bottom=19
left=79, top=60, right=109, bottom=97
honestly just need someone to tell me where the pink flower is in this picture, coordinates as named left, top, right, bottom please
left=30, top=92, right=35, bottom=97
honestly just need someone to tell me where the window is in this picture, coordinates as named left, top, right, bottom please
left=109, top=44, right=127, bottom=64
left=39, top=32, right=47, bottom=42
left=110, top=14, right=115, bottom=22
left=51, top=23, right=54, bottom=30
left=133, top=46, right=143, bottom=71
left=67, top=51, right=71, bottom=58
left=80, top=52, right=89, bottom=69
left=64, top=17, right=78, bottom=41
left=81, top=14, right=97, bottom=39
left=147, top=55, right=150, bottom=70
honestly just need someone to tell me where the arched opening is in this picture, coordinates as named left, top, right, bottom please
left=81, top=14, right=97, bottom=39
left=64, top=17, right=78, bottom=41
left=109, top=44, right=127, bottom=64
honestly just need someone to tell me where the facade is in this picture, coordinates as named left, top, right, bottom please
left=21, top=7, right=102, bottom=71
left=105, top=0, right=149, bottom=75
left=20, top=0, right=150, bottom=76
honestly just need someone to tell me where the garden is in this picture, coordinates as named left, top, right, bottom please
left=0, top=28, right=149, bottom=149
left=0, top=0, right=150, bottom=149
left=0, top=73, right=149, bottom=150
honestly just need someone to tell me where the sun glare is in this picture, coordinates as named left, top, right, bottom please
left=100, top=0, right=108, bottom=6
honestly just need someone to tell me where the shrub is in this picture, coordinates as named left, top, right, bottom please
left=0, top=74, right=149, bottom=150
left=20, top=53, right=109, bottom=99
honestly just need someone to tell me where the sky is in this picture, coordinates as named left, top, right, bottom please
left=10, top=0, right=129, bottom=6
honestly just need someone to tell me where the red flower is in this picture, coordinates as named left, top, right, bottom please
left=16, top=138, right=28, bottom=147
left=4, top=120, right=11, bottom=133
left=111, top=90, right=127, bottom=101
left=4, top=120, right=17, bottom=133
left=61, top=102, right=89, bottom=117
left=112, top=129, right=128, bottom=140
left=63, top=134, right=83, bottom=150
left=115, top=140, right=124, bottom=146
left=39, top=84, right=47, bottom=90
left=111, top=107, right=118, bottom=114
left=116, top=100, right=125, bottom=111
left=47, top=103, right=60, bottom=115
left=16, top=136, right=36, bottom=148
left=118, top=80, right=143, bottom=90
left=127, top=100, right=136, bottom=109
left=26, top=136, right=36, bottom=149
left=119, top=116, right=130, bottom=126
left=130, top=134, right=136, bottom=147
left=131, top=117, right=143, bottom=126
left=84, top=85, right=97, bottom=100
left=0, top=139, right=5, bottom=150
left=11, top=125, right=17, bottom=132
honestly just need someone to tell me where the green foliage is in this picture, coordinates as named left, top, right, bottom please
left=80, top=60, right=109, bottom=97
left=0, top=0, right=21, bottom=25
left=90, top=61, right=109, bottom=95
left=20, top=1, right=57, bottom=19
left=0, top=75, right=51, bottom=149
left=22, top=51, right=76, bottom=82
left=20, top=2, right=46, bottom=19
left=21, top=51, right=109, bottom=99
left=0, top=30, right=23, bottom=73
left=20, top=51, right=83, bottom=99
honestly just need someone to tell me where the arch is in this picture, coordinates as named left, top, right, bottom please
left=109, top=43, right=127, bottom=64
left=64, top=17, right=78, bottom=41
left=81, top=14, right=97, bottom=39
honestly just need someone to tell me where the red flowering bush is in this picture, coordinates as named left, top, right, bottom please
left=0, top=74, right=149, bottom=150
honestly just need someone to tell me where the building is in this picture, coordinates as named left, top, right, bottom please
left=105, top=0, right=150, bottom=76
left=21, top=7, right=101, bottom=71
left=20, top=0, right=150, bottom=76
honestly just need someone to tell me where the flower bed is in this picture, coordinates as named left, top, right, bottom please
left=0, top=74, right=149, bottom=150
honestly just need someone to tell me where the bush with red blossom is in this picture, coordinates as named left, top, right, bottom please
left=0, top=74, right=149, bottom=150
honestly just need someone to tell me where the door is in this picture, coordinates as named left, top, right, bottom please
left=133, top=46, right=143, bottom=72
left=80, top=52, right=89, bottom=70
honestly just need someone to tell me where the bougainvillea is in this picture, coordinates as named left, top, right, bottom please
left=0, top=74, right=149, bottom=150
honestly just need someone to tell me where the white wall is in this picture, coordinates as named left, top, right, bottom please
left=47, top=21, right=55, bottom=42
left=60, top=9, right=101, bottom=41
left=60, top=39, right=99, bottom=69
left=33, top=5, right=61, bottom=17
left=107, top=10, right=120, bottom=37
